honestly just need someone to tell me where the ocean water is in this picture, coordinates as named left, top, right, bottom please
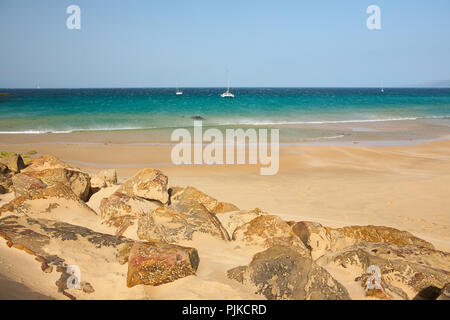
left=0, top=88, right=449, bottom=142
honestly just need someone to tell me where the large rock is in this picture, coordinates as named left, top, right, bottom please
left=100, top=192, right=161, bottom=236
left=11, top=173, right=47, bottom=197
left=317, top=242, right=450, bottom=300
left=117, top=168, right=169, bottom=204
left=232, top=215, right=309, bottom=256
left=136, top=185, right=232, bottom=242
left=0, top=215, right=134, bottom=299
left=21, top=154, right=73, bottom=172
left=127, top=241, right=199, bottom=287
left=292, top=222, right=434, bottom=260
left=0, top=154, right=26, bottom=173
left=23, top=168, right=91, bottom=201
left=169, top=186, right=239, bottom=214
left=138, top=205, right=230, bottom=243
left=227, top=245, right=350, bottom=300
left=0, top=183, right=97, bottom=221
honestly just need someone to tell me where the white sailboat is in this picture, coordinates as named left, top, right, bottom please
left=175, top=83, right=183, bottom=95
left=380, top=81, right=384, bottom=93
left=221, top=69, right=234, bottom=98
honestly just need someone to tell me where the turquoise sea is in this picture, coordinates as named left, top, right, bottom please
left=1, top=88, right=449, bottom=142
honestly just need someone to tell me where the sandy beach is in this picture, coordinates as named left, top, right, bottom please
left=0, top=131, right=449, bottom=300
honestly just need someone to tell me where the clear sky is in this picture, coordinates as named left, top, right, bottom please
left=1, top=0, right=449, bottom=88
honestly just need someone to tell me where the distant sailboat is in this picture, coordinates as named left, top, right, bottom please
left=380, top=81, right=384, bottom=93
left=176, top=83, right=183, bottom=95
left=221, top=69, right=234, bottom=98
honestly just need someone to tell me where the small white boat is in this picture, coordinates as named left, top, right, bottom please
left=176, top=82, right=183, bottom=95
left=221, top=69, right=234, bottom=98
left=221, top=90, right=234, bottom=98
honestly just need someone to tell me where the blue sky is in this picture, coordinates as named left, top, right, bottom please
left=0, top=0, right=449, bottom=88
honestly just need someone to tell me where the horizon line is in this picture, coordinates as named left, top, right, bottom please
left=2, top=86, right=450, bottom=90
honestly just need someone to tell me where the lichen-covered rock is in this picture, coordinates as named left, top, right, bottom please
left=100, top=192, right=160, bottom=236
left=136, top=185, right=231, bottom=242
left=169, top=186, right=238, bottom=214
left=292, top=222, right=434, bottom=260
left=117, top=168, right=169, bottom=204
left=138, top=205, right=230, bottom=243
left=0, top=215, right=134, bottom=299
left=0, top=154, right=26, bottom=173
left=21, top=154, right=73, bottom=172
left=23, top=168, right=91, bottom=201
left=0, top=183, right=97, bottom=218
left=217, top=208, right=266, bottom=236
left=127, top=240, right=199, bottom=287
left=227, top=245, right=350, bottom=300
left=318, top=242, right=450, bottom=300
left=232, top=215, right=309, bottom=256
left=11, top=173, right=47, bottom=197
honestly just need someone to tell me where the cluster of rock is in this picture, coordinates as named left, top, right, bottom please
left=0, top=152, right=448, bottom=300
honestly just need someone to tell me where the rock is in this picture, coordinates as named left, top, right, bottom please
left=80, top=281, right=95, bottom=294
left=169, top=186, right=239, bottom=214
left=137, top=186, right=232, bottom=242
left=90, top=176, right=107, bottom=193
left=117, top=168, right=169, bottom=204
left=232, top=215, right=309, bottom=256
left=23, top=168, right=91, bottom=201
left=0, top=173, right=13, bottom=194
left=100, top=192, right=161, bottom=236
left=21, top=154, right=73, bottom=172
left=11, top=173, right=47, bottom=197
left=292, top=222, right=434, bottom=260
left=212, top=202, right=240, bottom=214
left=217, top=208, right=265, bottom=236
left=97, top=169, right=117, bottom=185
left=0, top=183, right=97, bottom=219
left=318, top=242, right=450, bottom=300
left=0, top=214, right=134, bottom=299
left=90, top=169, right=117, bottom=193
left=0, top=154, right=26, bottom=173
left=138, top=204, right=230, bottom=243
left=126, top=240, right=199, bottom=287
left=117, top=242, right=135, bottom=265
left=227, top=245, right=350, bottom=300
left=437, top=283, right=450, bottom=300
left=0, top=163, right=8, bottom=174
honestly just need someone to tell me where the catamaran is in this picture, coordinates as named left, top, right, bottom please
left=221, top=69, right=234, bottom=98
